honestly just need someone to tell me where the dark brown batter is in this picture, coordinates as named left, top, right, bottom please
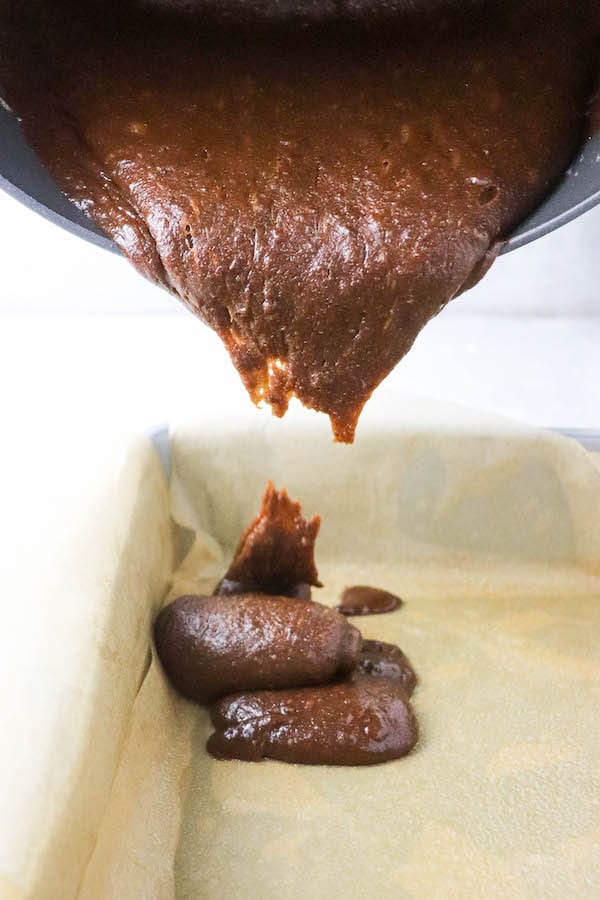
left=154, top=481, right=420, bottom=764
left=208, top=676, right=418, bottom=765
left=214, top=480, right=321, bottom=598
left=154, top=592, right=361, bottom=702
left=205, top=632, right=419, bottom=764
left=2, top=2, right=598, bottom=440
left=337, top=585, right=402, bottom=615
left=352, top=638, right=417, bottom=696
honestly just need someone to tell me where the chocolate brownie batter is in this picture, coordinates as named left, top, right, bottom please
left=214, top=480, right=321, bottom=598
left=352, top=638, right=417, bottom=696
left=337, top=585, right=402, bottom=615
left=208, top=676, right=418, bottom=765
left=2, top=2, right=598, bottom=439
left=205, top=634, right=418, bottom=764
left=154, top=592, right=361, bottom=702
left=154, top=482, right=419, bottom=764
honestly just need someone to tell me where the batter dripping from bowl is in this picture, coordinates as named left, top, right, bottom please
left=1, top=0, right=598, bottom=440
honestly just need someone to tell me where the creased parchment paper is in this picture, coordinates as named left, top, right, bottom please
left=2, top=400, right=599, bottom=899
left=0, top=427, right=171, bottom=900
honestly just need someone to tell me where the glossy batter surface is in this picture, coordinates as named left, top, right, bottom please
left=337, top=584, right=403, bottom=615
left=154, top=592, right=362, bottom=702
left=209, top=676, right=418, bottom=765
left=2, top=1, right=598, bottom=439
left=352, top=638, right=417, bottom=695
left=155, top=481, right=418, bottom=764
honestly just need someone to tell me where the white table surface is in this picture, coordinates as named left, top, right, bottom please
left=0, top=313, right=598, bottom=442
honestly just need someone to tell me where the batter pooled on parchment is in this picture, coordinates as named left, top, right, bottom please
left=155, top=482, right=418, bottom=765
